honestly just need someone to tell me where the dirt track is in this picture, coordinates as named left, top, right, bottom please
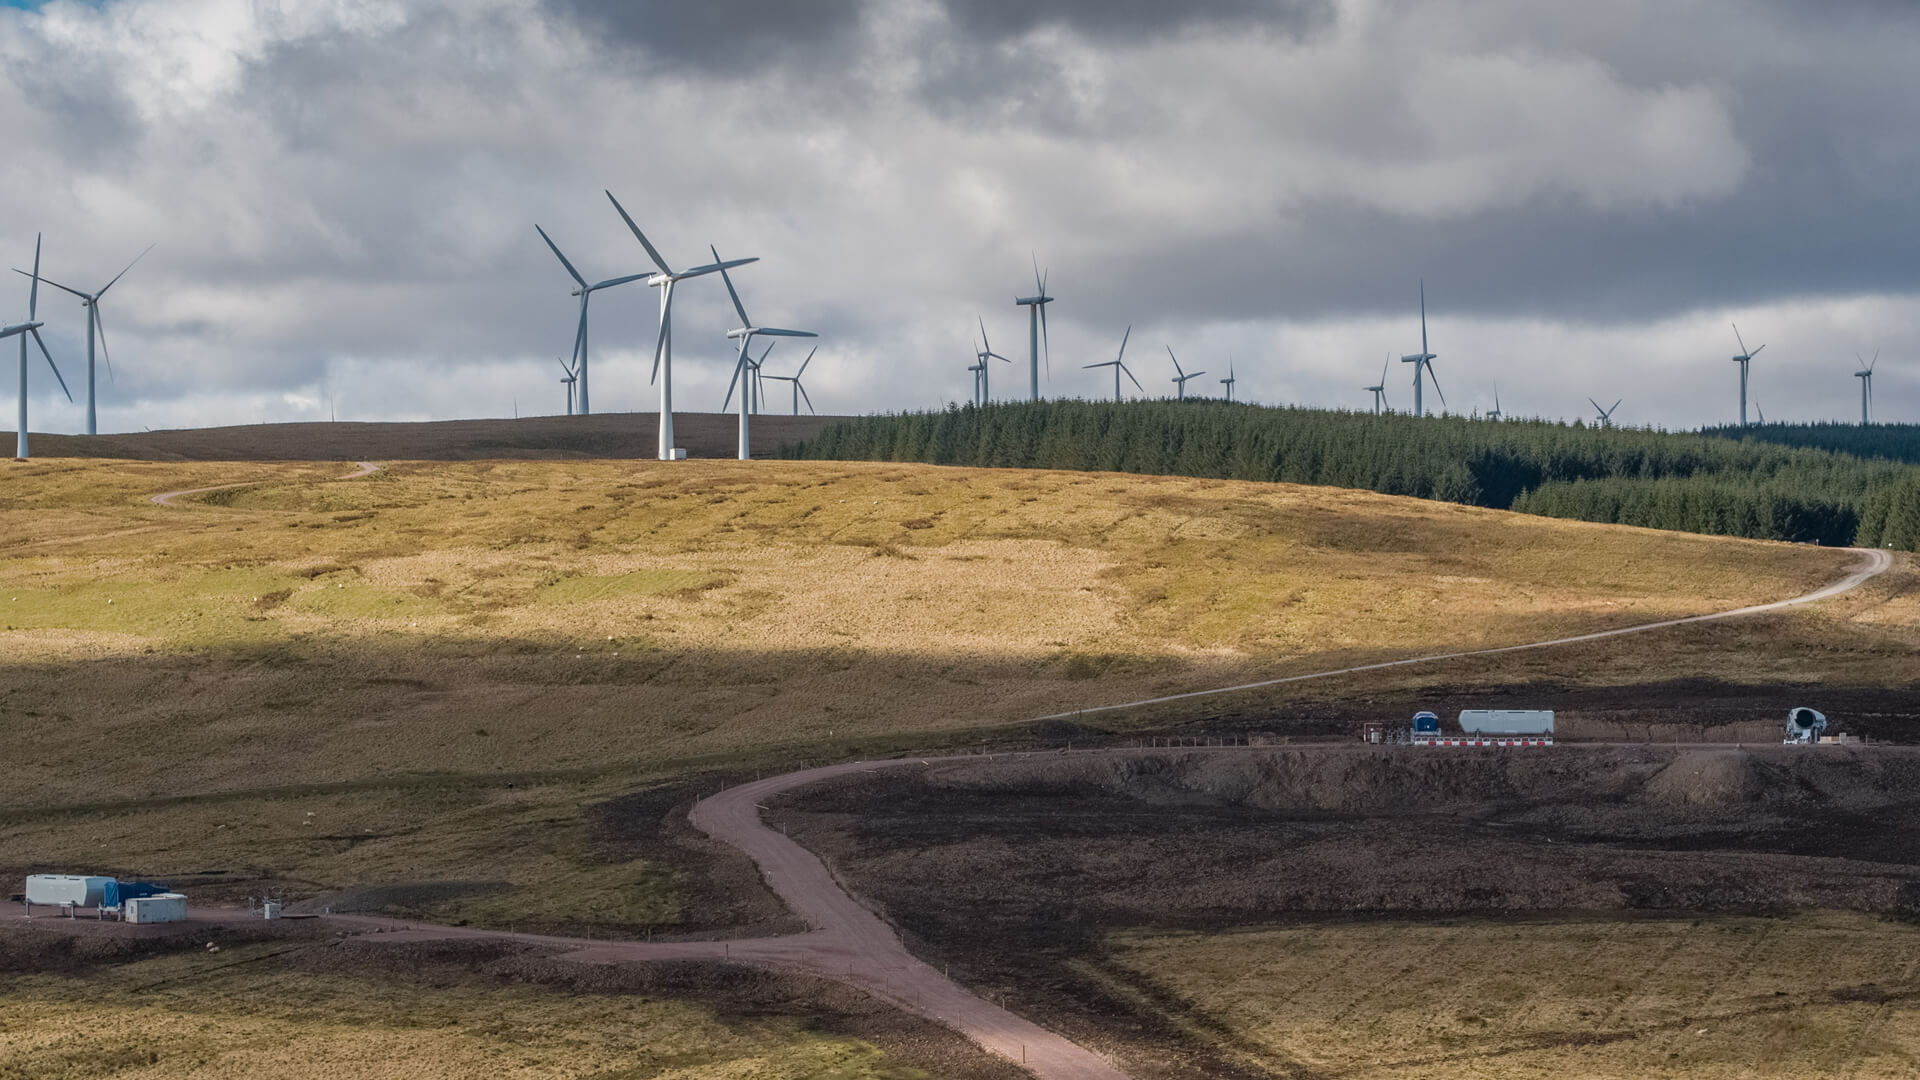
left=149, top=460, right=379, bottom=505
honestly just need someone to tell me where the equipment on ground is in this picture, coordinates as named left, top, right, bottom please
left=123, top=893, right=187, bottom=924
left=1404, top=709, right=1555, bottom=746
left=1784, top=707, right=1828, bottom=744
left=24, top=874, right=112, bottom=909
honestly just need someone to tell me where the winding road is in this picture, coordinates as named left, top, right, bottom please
left=127, top=466, right=1904, bottom=1074
left=307, top=542, right=1894, bottom=1078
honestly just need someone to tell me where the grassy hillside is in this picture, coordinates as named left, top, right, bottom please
left=785, top=402, right=1920, bottom=549
left=3, top=457, right=1915, bottom=931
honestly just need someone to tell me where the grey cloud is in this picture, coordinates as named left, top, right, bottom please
left=938, top=0, right=1330, bottom=43
left=542, top=0, right=868, bottom=69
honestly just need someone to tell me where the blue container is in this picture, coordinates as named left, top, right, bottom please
left=102, top=880, right=172, bottom=908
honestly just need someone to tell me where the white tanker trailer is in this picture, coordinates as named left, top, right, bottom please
left=1410, top=709, right=1554, bottom=747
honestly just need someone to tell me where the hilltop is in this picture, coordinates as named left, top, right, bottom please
left=8, top=412, right=840, bottom=462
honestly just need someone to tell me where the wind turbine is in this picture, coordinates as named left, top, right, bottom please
left=1401, top=282, right=1443, bottom=417
left=1755, top=399, right=1767, bottom=425
left=604, top=190, right=758, bottom=460
left=1588, top=397, right=1621, bottom=428
left=1166, top=347, right=1206, bottom=401
left=1730, top=324, right=1765, bottom=426
left=965, top=355, right=984, bottom=406
left=1013, top=256, right=1052, bottom=401
left=762, top=346, right=818, bottom=416
left=975, top=316, right=1011, bottom=403
left=715, top=249, right=815, bottom=461
left=1486, top=384, right=1503, bottom=421
left=558, top=356, right=578, bottom=416
left=17, top=244, right=151, bottom=435
left=1083, top=325, right=1144, bottom=402
left=1219, top=360, right=1236, bottom=402
left=1365, top=355, right=1390, bottom=414
left=6, top=236, right=71, bottom=460
left=1856, top=351, right=1878, bottom=425
left=534, top=224, right=649, bottom=418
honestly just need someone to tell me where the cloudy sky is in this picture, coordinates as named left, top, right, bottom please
left=3, top=0, right=1917, bottom=433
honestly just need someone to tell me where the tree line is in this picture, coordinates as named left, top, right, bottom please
left=781, top=401, right=1920, bottom=551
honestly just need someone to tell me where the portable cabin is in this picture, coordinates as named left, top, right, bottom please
left=123, top=894, right=188, bottom=924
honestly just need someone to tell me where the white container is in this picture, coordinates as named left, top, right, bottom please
left=261, top=900, right=282, bottom=920
left=1458, top=709, right=1555, bottom=736
left=24, top=874, right=113, bottom=908
left=124, top=893, right=187, bottom=924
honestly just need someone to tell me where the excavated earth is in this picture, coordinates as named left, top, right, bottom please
left=768, top=744, right=1920, bottom=1078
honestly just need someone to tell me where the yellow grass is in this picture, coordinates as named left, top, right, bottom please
left=2, top=457, right=1913, bottom=929
left=1098, top=913, right=1920, bottom=1078
left=0, top=941, right=925, bottom=1079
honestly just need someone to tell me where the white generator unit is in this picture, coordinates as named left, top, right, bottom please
left=124, top=893, right=188, bottom=924
left=1785, top=707, right=1828, bottom=744
left=1459, top=709, right=1555, bottom=736
left=24, top=874, right=113, bottom=908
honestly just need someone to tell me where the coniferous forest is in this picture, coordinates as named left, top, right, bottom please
left=783, top=403, right=1920, bottom=551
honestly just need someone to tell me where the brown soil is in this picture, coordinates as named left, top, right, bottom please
left=14, top=412, right=839, bottom=461
left=769, top=743, right=1920, bottom=1078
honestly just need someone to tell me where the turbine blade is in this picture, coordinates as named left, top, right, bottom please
left=605, top=190, right=674, bottom=276
left=1123, top=363, right=1144, bottom=393
left=97, top=243, right=154, bottom=298
left=798, top=381, right=815, bottom=414
left=590, top=271, right=652, bottom=290
left=758, top=340, right=776, bottom=364
left=1039, top=301, right=1049, bottom=379
left=713, top=246, right=752, bottom=328
left=1749, top=343, right=1766, bottom=358
left=649, top=282, right=673, bottom=384
left=1731, top=323, right=1747, bottom=356
left=754, top=327, right=817, bottom=338
left=978, top=314, right=990, bottom=355
left=534, top=225, right=588, bottom=289
left=11, top=269, right=90, bottom=300
left=1871, top=349, right=1880, bottom=371
left=31, top=328, right=72, bottom=402
left=675, top=256, right=758, bottom=278
left=1117, top=324, right=1131, bottom=363
left=721, top=344, right=747, bottom=412
left=1426, top=360, right=1446, bottom=408
left=797, top=345, right=816, bottom=378
left=1419, top=279, right=1427, bottom=358
left=1165, top=344, right=1181, bottom=377
left=94, top=306, right=114, bottom=383
left=1588, top=397, right=1603, bottom=414
left=29, top=234, right=42, bottom=319
left=573, top=300, right=589, bottom=369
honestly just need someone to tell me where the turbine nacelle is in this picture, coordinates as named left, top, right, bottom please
left=1401, top=352, right=1435, bottom=363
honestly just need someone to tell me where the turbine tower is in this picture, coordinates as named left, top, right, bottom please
left=1730, top=324, right=1765, bottom=426
left=761, top=346, right=818, bottom=415
left=1856, top=351, right=1878, bottom=425
left=1083, top=326, right=1143, bottom=402
left=534, top=224, right=648, bottom=418
left=715, top=249, right=815, bottom=461
left=1166, top=347, right=1206, bottom=400
left=19, top=244, right=151, bottom=435
left=975, top=316, right=1011, bottom=403
left=1365, top=355, right=1390, bottom=414
left=1219, top=361, right=1236, bottom=403
left=966, top=355, right=984, bottom=405
left=7, top=236, right=71, bottom=460
left=1401, top=282, right=1442, bottom=417
left=558, top=356, right=578, bottom=416
left=1589, top=397, right=1621, bottom=428
left=1013, top=257, right=1051, bottom=401
left=604, top=190, right=758, bottom=460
